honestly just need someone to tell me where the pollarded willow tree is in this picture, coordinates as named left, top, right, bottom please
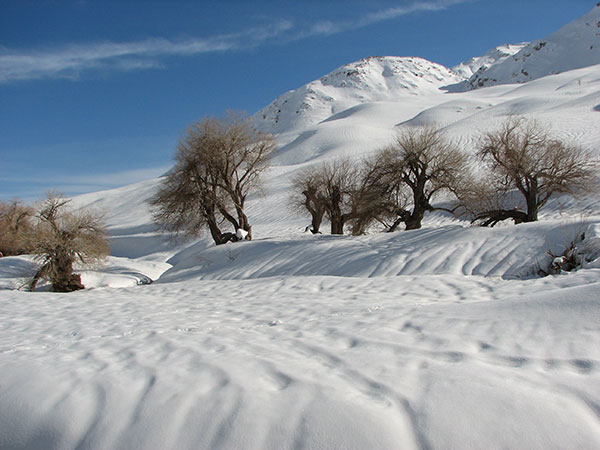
left=291, top=158, right=369, bottom=235
left=317, top=159, right=359, bottom=235
left=468, top=117, right=598, bottom=225
left=291, top=127, right=470, bottom=236
left=290, top=167, right=328, bottom=234
left=370, top=125, right=471, bottom=231
left=150, top=113, right=276, bottom=245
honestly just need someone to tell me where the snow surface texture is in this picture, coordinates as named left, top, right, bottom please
left=2, top=6, right=600, bottom=450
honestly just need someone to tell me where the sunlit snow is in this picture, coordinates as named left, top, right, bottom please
left=1, top=6, right=600, bottom=450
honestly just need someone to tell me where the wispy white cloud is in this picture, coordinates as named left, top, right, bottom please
left=292, top=0, right=473, bottom=39
left=0, top=21, right=293, bottom=83
left=0, top=1, right=471, bottom=83
left=362, top=0, right=470, bottom=25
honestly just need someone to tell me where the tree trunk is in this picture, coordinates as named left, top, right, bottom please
left=29, top=266, right=46, bottom=291
left=404, top=180, right=429, bottom=230
left=207, top=218, right=225, bottom=245
left=525, top=193, right=539, bottom=222
left=237, top=209, right=252, bottom=240
left=404, top=210, right=424, bottom=230
left=303, top=191, right=325, bottom=234
left=310, top=210, right=324, bottom=234
left=405, top=199, right=428, bottom=230
left=329, top=206, right=345, bottom=234
left=52, top=253, right=83, bottom=292
left=329, top=187, right=345, bottom=235
left=204, top=204, right=225, bottom=245
left=387, top=209, right=408, bottom=232
left=473, top=209, right=528, bottom=227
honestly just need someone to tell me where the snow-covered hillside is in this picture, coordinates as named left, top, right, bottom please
left=2, top=6, right=600, bottom=450
left=461, top=4, right=600, bottom=89
left=253, top=56, right=462, bottom=135
left=451, top=42, right=528, bottom=79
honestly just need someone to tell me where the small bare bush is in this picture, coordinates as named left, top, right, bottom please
left=0, top=199, right=34, bottom=256
left=28, top=194, right=109, bottom=292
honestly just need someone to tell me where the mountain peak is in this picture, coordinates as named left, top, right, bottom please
left=253, top=56, right=461, bottom=134
left=451, top=43, right=528, bottom=79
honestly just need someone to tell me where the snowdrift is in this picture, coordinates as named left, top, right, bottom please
left=159, top=220, right=600, bottom=283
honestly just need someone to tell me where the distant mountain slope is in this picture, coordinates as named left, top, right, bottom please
left=253, top=56, right=462, bottom=134
left=451, top=43, right=528, bottom=79
left=462, top=4, right=600, bottom=89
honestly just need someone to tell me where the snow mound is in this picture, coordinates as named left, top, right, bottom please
left=159, top=220, right=600, bottom=283
left=461, top=5, right=600, bottom=89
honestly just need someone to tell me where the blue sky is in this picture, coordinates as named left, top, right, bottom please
left=0, top=0, right=594, bottom=201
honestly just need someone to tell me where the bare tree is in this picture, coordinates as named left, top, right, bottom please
left=0, top=199, right=34, bottom=256
left=472, top=117, right=598, bottom=225
left=150, top=130, right=232, bottom=245
left=316, top=159, right=360, bottom=235
left=291, top=159, right=362, bottom=235
left=291, top=168, right=327, bottom=234
left=371, top=126, right=469, bottom=230
left=346, top=157, right=408, bottom=235
left=150, top=113, right=276, bottom=245
left=28, top=194, right=109, bottom=292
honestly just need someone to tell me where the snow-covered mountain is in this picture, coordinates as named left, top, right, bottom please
left=451, top=43, right=528, bottom=79
left=253, top=56, right=462, bottom=134
left=462, top=4, right=600, bottom=89
left=253, top=5, right=600, bottom=137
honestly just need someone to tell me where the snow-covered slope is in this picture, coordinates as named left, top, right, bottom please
left=2, top=8, right=600, bottom=450
left=451, top=43, right=527, bottom=79
left=160, top=220, right=600, bottom=283
left=462, top=4, right=600, bottom=89
left=253, top=56, right=462, bottom=135
left=2, top=246, right=600, bottom=450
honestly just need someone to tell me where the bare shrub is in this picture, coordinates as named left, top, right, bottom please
left=150, top=113, right=276, bottom=245
left=0, top=200, right=34, bottom=256
left=28, top=194, right=109, bottom=292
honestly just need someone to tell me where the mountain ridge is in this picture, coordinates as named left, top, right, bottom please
left=253, top=56, right=462, bottom=135
left=253, top=5, right=600, bottom=134
left=460, top=4, right=600, bottom=90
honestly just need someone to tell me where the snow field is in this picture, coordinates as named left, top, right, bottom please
left=1, top=272, right=599, bottom=449
left=2, top=7, right=600, bottom=447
